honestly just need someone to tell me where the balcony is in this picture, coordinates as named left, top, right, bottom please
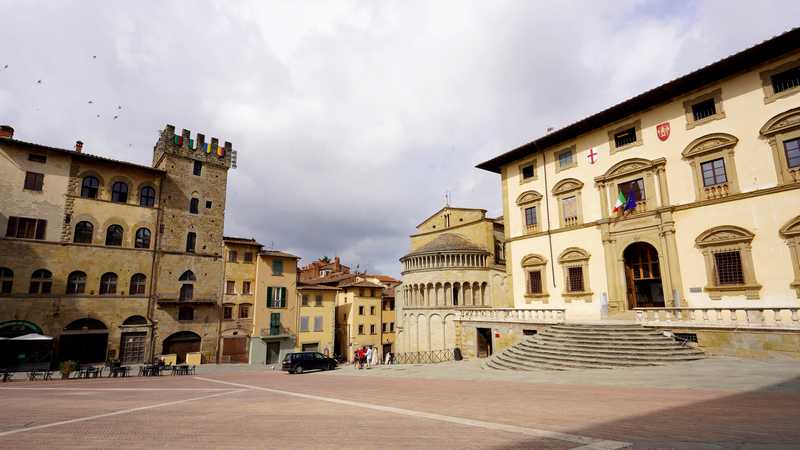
left=703, top=182, right=730, bottom=200
left=259, top=326, right=292, bottom=339
left=634, top=307, right=800, bottom=330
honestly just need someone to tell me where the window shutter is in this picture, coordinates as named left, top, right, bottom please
left=35, top=220, right=46, bottom=240
left=281, top=287, right=287, bottom=307
left=6, top=217, right=18, bottom=237
left=267, top=286, right=273, bottom=307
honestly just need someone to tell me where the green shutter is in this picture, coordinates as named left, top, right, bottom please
left=281, top=287, right=287, bottom=308
left=267, top=286, right=273, bottom=308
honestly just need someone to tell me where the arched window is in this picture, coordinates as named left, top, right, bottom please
left=129, top=273, right=146, bottom=295
left=66, top=271, right=87, bottom=294
left=178, top=306, right=194, bottom=321
left=81, top=176, right=99, bottom=198
left=178, top=270, right=196, bottom=281
left=139, top=186, right=156, bottom=207
left=0, top=267, right=13, bottom=294
left=111, top=181, right=128, bottom=203
left=29, top=269, right=53, bottom=294
left=99, top=272, right=118, bottom=295
left=105, top=225, right=123, bottom=246
left=134, top=228, right=151, bottom=249
left=189, top=197, right=199, bottom=214
left=74, top=221, right=94, bottom=244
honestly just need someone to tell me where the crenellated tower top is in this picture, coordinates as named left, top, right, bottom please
left=152, top=124, right=237, bottom=169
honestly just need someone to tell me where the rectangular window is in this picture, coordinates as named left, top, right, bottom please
left=613, top=127, right=637, bottom=148
left=370, top=324, right=376, bottom=335
left=242, top=281, right=251, bottom=295
left=557, top=149, right=573, bottom=168
left=239, top=304, right=250, bottom=319
left=244, top=252, right=253, bottom=263
left=390, top=322, right=394, bottom=332
left=313, top=316, right=323, bottom=332
left=528, top=270, right=542, bottom=294
left=358, top=325, right=364, bottom=335
left=189, top=198, right=199, bottom=214
left=714, top=251, right=745, bottom=285
left=272, top=260, right=284, bottom=275
left=382, top=323, right=387, bottom=333
left=223, top=305, right=233, bottom=320
left=5, top=217, right=46, bottom=240
left=524, top=206, right=537, bottom=229
left=562, top=196, right=577, bottom=222
left=567, top=267, right=584, bottom=292
left=619, top=178, right=646, bottom=202
left=193, top=160, right=203, bottom=176
left=186, top=232, right=196, bottom=253
left=300, top=316, right=309, bottom=332
left=521, top=163, right=535, bottom=180
left=358, top=305, right=364, bottom=315
left=358, top=288, right=364, bottom=297
left=267, top=287, right=287, bottom=308
left=370, top=306, right=375, bottom=315
left=226, top=280, right=236, bottom=295
left=301, top=294, right=309, bottom=306
left=315, top=295, right=323, bottom=306
left=700, top=158, right=727, bottom=187
left=24, top=172, right=44, bottom=191
left=28, top=154, right=46, bottom=163
left=771, top=66, right=800, bottom=94
left=228, top=251, right=237, bottom=263
left=205, top=200, right=212, bottom=209
left=691, top=98, right=717, bottom=121
left=784, top=138, right=800, bottom=169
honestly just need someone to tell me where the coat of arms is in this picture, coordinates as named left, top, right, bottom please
left=656, top=122, right=670, bottom=141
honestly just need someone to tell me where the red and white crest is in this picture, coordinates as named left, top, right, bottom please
left=656, top=122, right=670, bottom=141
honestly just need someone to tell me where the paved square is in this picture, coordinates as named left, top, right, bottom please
left=0, top=359, right=798, bottom=449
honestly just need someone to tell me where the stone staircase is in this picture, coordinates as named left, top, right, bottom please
left=486, top=323, right=705, bottom=371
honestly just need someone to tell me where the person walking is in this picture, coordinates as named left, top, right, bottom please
left=384, top=351, right=391, bottom=365
left=365, top=346, right=374, bottom=369
left=371, top=346, right=379, bottom=367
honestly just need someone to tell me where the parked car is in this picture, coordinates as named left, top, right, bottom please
left=281, top=352, right=337, bottom=374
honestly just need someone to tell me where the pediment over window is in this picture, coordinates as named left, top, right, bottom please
left=780, top=215, right=800, bottom=238
left=760, top=107, right=800, bottom=136
left=516, top=190, right=542, bottom=205
left=695, top=225, right=755, bottom=247
left=682, top=133, right=739, bottom=158
left=551, top=178, right=583, bottom=195
left=595, top=157, right=666, bottom=183
left=558, top=247, right=589, bottom=263
left=521, top=254, right=547, bottom=267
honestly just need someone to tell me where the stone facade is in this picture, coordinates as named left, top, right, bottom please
left=0, top=124, right=232, bottom=365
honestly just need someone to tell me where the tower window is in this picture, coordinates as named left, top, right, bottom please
left=193, top=161, right=203, bottom=176
left=189, top=198, right=199, bottom=214
left=186, top=232, right=196, bottom=253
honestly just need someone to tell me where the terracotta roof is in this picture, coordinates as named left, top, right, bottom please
left=368, top=274, right=400, bottom=283
left=404, top=233, right=488, bottom=257
left=2, top=138, right=166, bottom=173
left=259, top=250, right=300, bottom=259
left=297, top=283, right=341, bottom=291
left=223, top=236, right=263, bottom=247
left=477, top=27, right=800, bottom=173
left=339, top=279, right=385, bottom=289
left=304, top=273, right=357, bottom=285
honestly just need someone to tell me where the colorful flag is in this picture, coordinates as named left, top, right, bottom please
left=623, top=190, right=637, bottom=212
left=216, top=145, right=224, bottom=157
left=612, top=191, right=626, bottom=213
left=205, top=143, right=212, bottom=154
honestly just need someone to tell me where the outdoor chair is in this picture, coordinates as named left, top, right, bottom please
left=2, top=370, right=13, bottom=382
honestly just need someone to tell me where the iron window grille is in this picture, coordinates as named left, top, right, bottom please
left=691, top=98, right=717, bottom=121
left=613, top=127, right=637, bottom=148
left=713, top=251, right=745, bottom=285
left=771, top=66, right=800, bottom=94
left=528, top=270, right=542, bottom=294
left=566, top=266, right=585, bottom=292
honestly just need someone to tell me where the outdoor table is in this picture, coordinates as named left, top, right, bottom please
left=1, top=370, right=13, bottom=382
left=28, top=369, right=52, bottom=381
left=171, top=365, right=189, bottom=376
left=110, top=366, right=130, bottom=377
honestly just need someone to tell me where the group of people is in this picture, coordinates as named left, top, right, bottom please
left=352, top=345, right=394, bottom=369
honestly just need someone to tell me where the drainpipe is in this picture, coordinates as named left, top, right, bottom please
left=534, top=141, right=557, bottom=289
left=146, top=173, right=165, bottom=362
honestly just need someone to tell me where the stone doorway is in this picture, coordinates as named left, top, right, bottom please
left=162, top=331, right=201, bottom=364
left=265, top=341, right=281, bottom=364
left=624, top=242, right=665, bottom=308
left=476, top=327, right=493, bottom=358
left=60, top=319, right=109, bottom=363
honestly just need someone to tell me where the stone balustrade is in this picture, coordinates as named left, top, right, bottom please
left=634, top=307, right=800, bottom=329
left=458, top=308, right=566, bottom=323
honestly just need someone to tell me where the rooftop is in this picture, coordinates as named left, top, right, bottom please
left=476, top=27, right=800, bottom=173
left=404, top=233, right=488, bottom=258
left=259, top=250, right=301, bottom=260
left=2, top=137, right=165, bottom=173
left=223, top=236, right=263, bottom=247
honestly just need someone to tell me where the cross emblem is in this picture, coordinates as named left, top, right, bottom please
left=587, top=148, right=599, bottom=164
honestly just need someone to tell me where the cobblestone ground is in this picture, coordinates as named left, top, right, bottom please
left=0, top=357, right=797, bottom=449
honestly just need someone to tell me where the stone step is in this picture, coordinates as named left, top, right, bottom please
left=549, top=324, right=648, bottom=332
left=507, top=345, right=705, bottom=363
left=539, top=330, right=667, bottom=339
left=545, top=327, right=663, bottom=336
left=516, top=341, right=704, bottom=358
left=535, top=334, right=674, bottom=345
left=494, top=352, right=619, bottom=370
left=525, top=338, right=691, bottom=352
left=503, top=348, right=671, bottom=367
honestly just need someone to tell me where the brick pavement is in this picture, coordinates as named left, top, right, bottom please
left=0, top=359, right=797, bottom=449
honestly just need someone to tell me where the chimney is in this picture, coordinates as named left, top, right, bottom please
left=0, top=125, right=14, bottom=139
left=75, top=141, right=83, bottom=153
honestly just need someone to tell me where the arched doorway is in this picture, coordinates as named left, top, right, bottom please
left=0, top=320, right=43, bottom=338
left=162, top=331, right=201, bottom=363
left=60, top=318, right=109, bottom=363
left=623, top=242, right=665, bottom=308
left=119, top=315, right=148, bottom=364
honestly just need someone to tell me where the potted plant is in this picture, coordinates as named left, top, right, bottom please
left=59, top=360, right=77, bottom=379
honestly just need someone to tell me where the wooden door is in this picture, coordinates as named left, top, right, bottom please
left=120, top=332, right=146, bottom=364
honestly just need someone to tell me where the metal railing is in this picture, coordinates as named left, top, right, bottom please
left=394, top=349, right=453, bottom=365
left=458, top=308, right=566, bottom=323
left=634, top=307, right=800, bottom=329
left=259, top=326, right=292, bottom=337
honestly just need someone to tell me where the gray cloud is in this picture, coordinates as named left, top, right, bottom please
left=2, top=0, right=799, bottom=276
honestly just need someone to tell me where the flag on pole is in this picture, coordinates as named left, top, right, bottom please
left=623, top=190, right=637, bottom=212
left=612, top=191, right=626, bottom=213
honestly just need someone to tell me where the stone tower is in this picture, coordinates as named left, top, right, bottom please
left=149, top=124, right=233, bottom=361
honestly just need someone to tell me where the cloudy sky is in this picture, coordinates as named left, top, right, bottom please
left=2, top=1, right=798, bottom=276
